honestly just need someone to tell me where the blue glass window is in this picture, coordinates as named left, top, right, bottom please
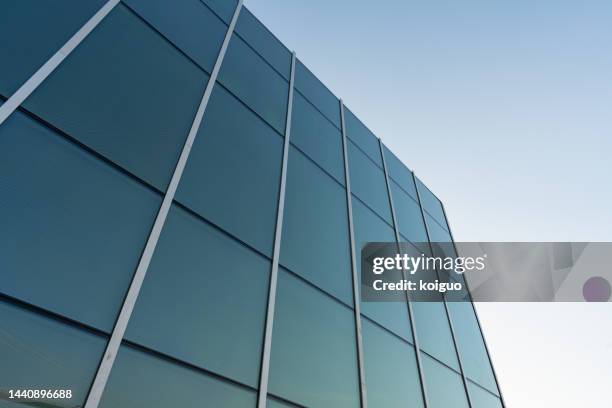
left=344, top=107, right=382, bottom=167
left=468, top=380, right=503, bottom=408
left=412, top=302, right=460, bottom=370
left=295, top=60, right=341, bottom=128
left=423, top=354, right=470, bottom=408
left=415, top=177, right=447, bottom=227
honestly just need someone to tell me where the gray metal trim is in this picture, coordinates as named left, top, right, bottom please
left=439, top=202, right=507, bottom=407
left=379, top=142, right=430, bottom=408
left=256, top=51, right=296, bottom=408
left=0, top=0, right=120, bottom=126
left=412, top=172, right=473, bottom=408
left=340, top=101, right=368, bottom=408
left=83, top=2, right=243, bottom=406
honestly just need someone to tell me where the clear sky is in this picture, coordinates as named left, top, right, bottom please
left=244, top=0, right=612, bottom=406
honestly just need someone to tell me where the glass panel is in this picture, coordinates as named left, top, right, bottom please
left=267, top=398, right=295, bottom=408
left=200, top=0, right=238, bottom=24
left=422, top=354, right=470, bottom=408
left=344, top=107, right=382, bottom=167
left=24, top=4, right=208, bottom=191
left=176, top=84, right=283, bottom=256
left=100, top=344, right=256, bottom=407
left=280, top=146, right=353, bottom=304
left=361, top=318, right=424, bottom=408
left=0, top=0, right=106, bottom=96
left=268, top=269, right=360, bottom=408
left=0, top=111, right=160, bottom=331
left=383, top=145, right=418, bottom=200
left=125, top=204, right=269, bottom=388
left=124, top=0, right=226, bottom=72
left=425, top=213, right=456, bottom=259
left=447, top=302, right=500, bottom=395
left=412, top=301, right=460, bottom=370
left=390, top=181, right=428, bottom=249
left=348, top=140, right=393, bottom=223
left=218, top=33, right=289, bottom=134
left=351, top=197, right=413, bottom=342
left=415, top=177, right=447, bottom=228
left=0, top=300, right=106, bottom=407
left=295, top=60, right=340, bottom=128
left=236, top=8, right=291, bottom=80
left=291, top=91, right=345, bottom=184
left=468, top=381, right=503, bottom=408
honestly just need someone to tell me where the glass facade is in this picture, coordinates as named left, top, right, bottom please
left=0, top=1, right=502, bottom=407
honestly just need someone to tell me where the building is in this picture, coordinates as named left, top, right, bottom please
left=0, top=0, right=503, bottom=407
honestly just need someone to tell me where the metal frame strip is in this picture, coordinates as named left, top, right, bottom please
left=340, top=101, right=368, bottom=408
left=379, top=142, right=430, bottom=408
left=256, top=51, right=297, bottom=407
left=83, top=2, right=243, bottom=406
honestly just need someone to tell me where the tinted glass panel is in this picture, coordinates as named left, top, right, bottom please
left=351, top=198, right=413, bottom=342
left=100, top=345, right=256, bottom=407
left=361, top=318, right=424, bottom=408
left=0, top=301, right=106, bottom=407
left=267, top=398, right=295, bottom=408
left=391, top=181, right=428, bottom=249
left=24, top=4, right=208, bottom=191
left=423, top=354, right=470, bottom=408
left=236, top=8, right=291, bottom=79
left=280, top=147, right=353, bottom=304
left=218, top=33, right=288, bottom=134
left=125, top=205, right=269, bottom=387
left=176, top=84, right=283, bottom=256
left=345, top=108, right=382, bottom=167
left=383, top=145, right=418, bottom=200
left=268, top=269, right=360, bottom=407
left=412, top=301, right=460, bottom=370
left=201, top=0, right=238, bottom=24
left=0, top=112, right=160, bottom=331
left=291, top=91, right=345, bottom=184
left=0, top=0, right=105, bottom=96
left=468, top=381, right=503, bottom=408
left=295, top=60, right=340, bottom=128
left=447, top=302, right=500, bottom=395
left=348, top=140, right=392, bottom=223
left=125, top=0, right=226, bottom=72
left=416, top=177, right=447, bottom=227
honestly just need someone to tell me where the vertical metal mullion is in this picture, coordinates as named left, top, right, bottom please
left=83, top=2, right=244, bottom=407
left=439, top=202, right=507, bottom=407
left=0, top=0, right=121, bottom=126
left=256, top=51, right=296, bottom=408
left=340, top=101, right=368, bottom=408
left=379, top=142, right=430, bottom=408
left=412, top=173, right=473, bottom=408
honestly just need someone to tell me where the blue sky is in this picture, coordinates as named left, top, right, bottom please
left=244, top=0, right=612, bottom=405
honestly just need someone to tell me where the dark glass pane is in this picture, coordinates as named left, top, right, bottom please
left=447, top=302, right=500, bottom=395
left=468, top=381, right=503, bottom=408
left=390, top=181, right=428, bottom=248
left=348, top=140, right=392, bottom=223
left=267, top=397, right=295, bottom=408
left=0, top=0, right=106, bottom=96
left=423, top=354, right=470, bottom=408
left=280, top=147, right=353, bottom=304
left=415, top=177, right=447, bottom=228
left=0, top=300, right=106, bottom=406
left=412, top=302, right=460, bottom=370
left=218, top=33, right=289, bottom=134
left=176, top=84, right=283, bottom=256
left=291, top=91, right=345, bottom=184
left=125, top=0, right=226, bottom=72
left=361, top=318, right=424, bottom=408
left=200, top=0, right=238, bottom=24
left=125, top=205, right=269, bottom=387
left=344, top=107, right=382, bottom=167
left=24, top=4, right=208, bottom=191
left=383, top=145, right=418, bottom=200
left=236, top=8, right=291, bottom=80
left=351, top=197, right=413, bottom=342
left=295, top=60, right=340, bottom=128
left=0, top=111, right=160, bottom=331
left=268, top=269, right=360, bottom=408
left=100, top=345, right=256, bottom=407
